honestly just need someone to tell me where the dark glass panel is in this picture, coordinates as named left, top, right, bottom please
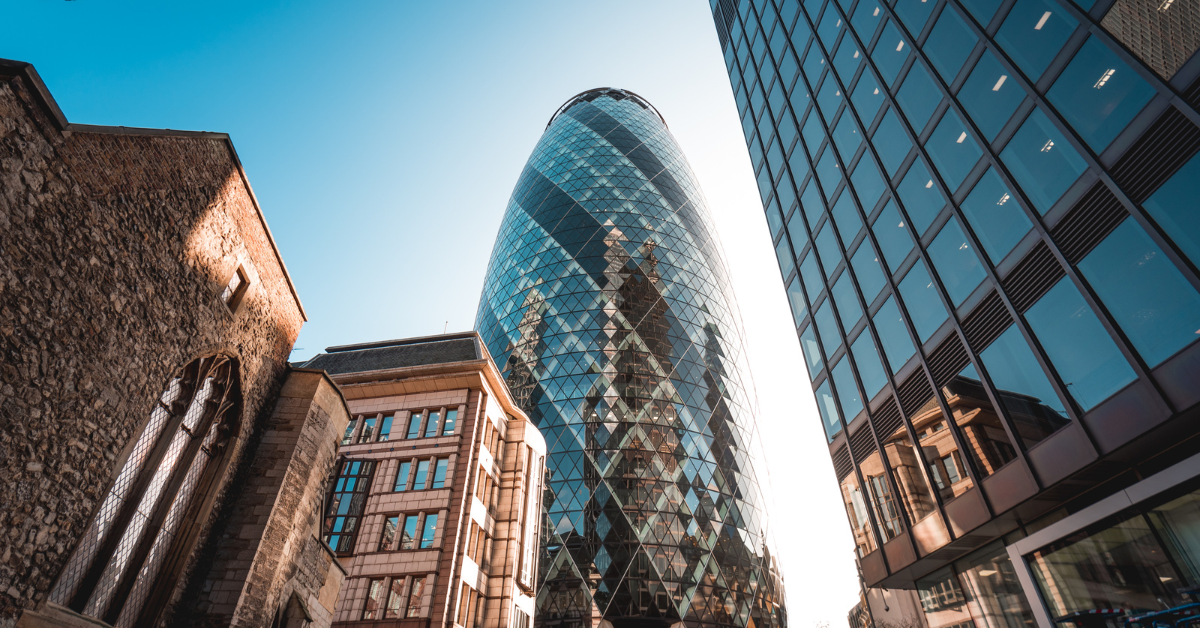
left=816, top=221, right=844, bottom=277
left=894, top=0, right=937, bottom=34
left=956, top=50, right=1025, bottom=142
left=942, top=363, right=1018, bottom=477
left=979, top=326, right=1070, bottom=448
left=995, top=0, right=1079, bottom=81
left=851, top=0, right=885, bottom=42
left=872, top=200, right=914, bottom=272
left=851, top=331, right=889, bottom=398
left=802, top=325, right=825, bottom=379
left=831, top=188, right=864, bottom=246
left=833, top=112, right=864, bottom=160
left=787, top=276, right=809, bottom=327
left=959, top=167, right=1030, bottom=263
left=897, top=159, right=946, bottom=235
left=833, top=37, right=864, bottom=83
left=898, top=259, right=949, bottom=343
left=818, top=380, right=845, bottom=441
left=958, top=0, right=1002, bottom=26
left=1142, top=153, right=1200, bottom=268
left=775, top=238, right=797, bottom=278
left=873, top=296, right=917, bottom=372
left=927, top=217, right=986, bottom=306
left=850, top=155, right=887, bottom=213
left=872, top=20, right=912, bottom=86
left=896, top=63, right=942, bottom=133
left=1047, top=36, right=1156, bottom=152
left=817, top=75, right=846, bottom=123
left=803, top=179, right=826, bottom=229
left=873, top=108, right=914, bottom=176
left=833, top=356, right=866, bottom=421
left=816, top=146, right=844, bottom=194
left=851, top=70, right=886, bottom=123
left=833, top=271, right=865, bottom=330
left=999, top=108, right=1087, bottom=214
left=840, top=459, right=879, bottom=555
left=924, top=7, right=977, bottom=82
left=924, top=110, right=983, bottom=193
left=816, top=300, right=844, bottom=353
left=851, top=241, right=888, bottom=301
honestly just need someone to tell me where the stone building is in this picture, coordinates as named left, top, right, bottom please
left=299, top=333, right=546, bottom=628
left=0, top=59, right=349, bottom=627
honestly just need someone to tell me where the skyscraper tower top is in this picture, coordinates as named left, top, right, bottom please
left=547, top=87, right=668, bottom=128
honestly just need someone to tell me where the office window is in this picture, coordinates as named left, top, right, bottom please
left=925, top=110, right=983, bottom=193
left=358, top=415, right=378, bottom=443
left=894, top=0, right=937, bottom=34
left=851, top=0, right=885, bottom=41
left=341, top=419, right=357, bottom=446
left=851, top=70, right=886, bottom=123
left=803, top=114, right=827, bottom=164
left=927, top=217, right=987, bottom=306
left=1000, top=108, right=1088, bottom=214
left=851, top=331, right=889, bottom=398
left=364, top=579, right=385, bottom=620
left=995, top=0, right=1079, bottom=80
left=769, top=201, right=786, bottom=242
left=1142, top=153, right=1200, bottom=268
left=325, top=460, right=376, bottom=553
left=788, top=276, right=809, bottom=327
left=896, top=63, right=943, bottom=134
left=816, top=221, right=843, bottom=277
left=801, top=251, right=824, bottom=301
left=851, top=242, right=887, bottom=302
left=1047, top=36, right=1156, bottom=152
left=873, top=108, right=913, bottom=176
left=431, top=458, right=450, bottom=489
left=804, top=0, right=825, bottom=20
left=817, top=78, right=845, bottom=125
left=873, top=200, right=915, bottom=273
left=394, top=461, right=412, bottom=492
left=897, top=159, right=946, bottom=236
left=817, top=8, right=844, bottom=50
left=957, top=51, right=1026, bottom=142
left=1077, top=220, right=1200, bottom=367
left=816, top=380, right=843, bottom=441
left=873, top=20, right=911, bottom=86
left=851, top=155, right=887, bottom=213
left=385, top=577, right=408, bottom=619
left=816, top=300, right=844, bottom=354
left=407, top=576, right=427, bottom=617
left=833, top=113, right=863, bottom=161
left=833, top=357, right=866, bottom=421
left=804, top=47, right=829, bottom=84
left=793, top=139, right=814, bottom=181
left=768, top=137, right=787, bottom=179
left=959, top=0, right=1002, bottom=25
left=380, top=516, right=398, bottom=551
left=1024, top=279, right=1137, bottom=411
left=779, top=112, right=800, bottom=153
left=787, top=204, right=808, bottom=249
left=776, top=237, right=797, bottom=279
left=769, top=82, right=788, bottom=122
left=960, top=168, right=1031, bottom=263
left=898, top=260, right=949, bottom=343
left=831, top=189, right=863, bottom=246
left=801, top=325, right=825, bottom=379
left=780, top=49, right=801, bottom=88
left=980, top=326, right=1070, bottom=447
left=833, top=37, right=863, bottom=82
left=420, top=513, right=439, bottom=549
left=413, top=459, right=431, bottom=490
left=925, top=6, right=977, bottom=82
left=873, top=297, right=917, bottom=372
left=406, top=412, right=423, bottom=439
left=833, top=272, right=865, bottom=330
left=816, top=147, right=844, bottom=193
left=377, top=414, right=395, bottom=442
left=399, top=514, right=419, bottom=550
left=442, top=409, right=458, bottom=435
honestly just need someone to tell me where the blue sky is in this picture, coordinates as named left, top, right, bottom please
left=5, top=1, right=861, bottom=624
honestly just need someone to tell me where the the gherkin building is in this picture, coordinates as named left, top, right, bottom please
left=475, top=88, right=786, bottom=628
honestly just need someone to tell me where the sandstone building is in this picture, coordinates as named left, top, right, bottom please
left=0, top=59, right=349, bottom=627
left=299, top=333, right=546, bottom=628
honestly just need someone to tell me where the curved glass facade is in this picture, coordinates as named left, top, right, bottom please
left=476, top=88, right=786, bottom=628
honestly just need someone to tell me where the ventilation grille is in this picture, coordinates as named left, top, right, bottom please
left=961, top=291, right=1013, bottom=352
left=1110, top=107, right=1200, bottom=203
left=897, top=370, right=935, bottom=417
left=1052, top=182, right=1129, bottom=264
left=833, top=445, right=854, bottom=481
left=1100, top=0, right=1200, bottom=79
left=850, top=424, right=878, bottom=462
left=927, top=334, right=970, bottom=388
left=872, top=397, right=905, bottom=440
left=717, top=0, right=738, bottom=51
left=1002, top=241, right=1066, bottom=313
left=1186, top=74, right=1200, bottom=112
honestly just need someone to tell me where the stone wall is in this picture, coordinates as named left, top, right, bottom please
left=0, top=62, right=305, bottom=625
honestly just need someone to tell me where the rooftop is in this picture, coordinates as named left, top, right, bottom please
left=298, top=331, right=485, bottom=375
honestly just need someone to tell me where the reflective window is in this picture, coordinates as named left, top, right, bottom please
left=955, top=543, right=1038, bottom=628
left=817, top=8, right=844, bottom=50
left=801, top=251, right=825, bottom=301
left=802, top=325, right=825, bottom=379
left=850, top=155, right=887, bottom=212
left=873, top=200, right=914, bottom=272
left=924, top=110, right=983, bottom=193
left=817, top=76, right=845, bottom=123
left=958, top=0, right=1002, bottom=26
left=957, top=50, right=1026, bottom=142
left=767, top=138, right=786, bottom=179
left=924, top=6, right=977, bottom=82
left=780, top=50, right=801, bottom=88
left=791, top=136, right=813, bottom=179
left=1078, top=220, right=1200, bottom=367
left=872, top=20, right=911, bottom=86
left=833, top=112, right=863, bottom=160
left=894, top=0, right=937, bottom=34
left=851, top=241, right=888, bottom=302
left=786, top=204, right=808, bottom=248
left=873, top=296, right=917, bottom=372
left=775, top=237, right=797, bottom=278
left=944, top=362, right=1018, bottom=477
left=768, top=199, right=785, bottom=241
left=851, top=332, right=889, bottom=398
left=833, top=271, right=865, bottom=330
left=817, top=380, right=843, bottom=441
left=1025, top=279, right=1137, bottom=411
left=898, top=260, right=949, bottom=342
left=771, top=22, right=790, bottom=62
left=928, top=217, right=986, bottom=306
left=960, top=168, right=1031, bottom=263
left=1000, top=108, right=1088, bottom=214
left=831, top=189, right=863, bottom=246
left=833, top=357, right=866, bottom=421
left=833, top=37, right=863, bottom=82
left=918, top=568, right=974, bottom=628
left=788, top=276, right=809, bottom=327
left=792, top=9, right=815, bottom=49
left=897, top=159, right=946, bottom=235
left=980, top=326, right=1070, bottom=448
left=995, top=0, right=1079, bottom=81
left=841, top=461, right=878, bottom=556
left=851, top=0, right=885, bottom=41
left=803, top=111, right=827, bottom=157
left=851, top=70, right=886, bottom=123
left=816, top=147, right=843, bottom=195
left=816, top=221, right=843, bottom=277
left=802, top=179, right=825, bottom=229
left=873, top=108, right=913, bottom=176
left=778, top=176, right=797, bottom=214
left=1143, top=153, right=1200, bottom=268
left=896, top=63, right=942, bottom=134
left=769, top=81, right=788, bottom=122
left=779, top=111, right=799, bottom=151
left=804, top=46, right=829, bottom=84
left=1047, top=36, right=1156, bottom=152
left=816, top=299, right=844, bottom=354
left=752, top=82, right=768, bottom=118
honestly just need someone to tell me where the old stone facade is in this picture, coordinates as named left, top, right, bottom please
left=300, top=333, right=545, bottom=628
left=0, top=59, right=347, bottom=628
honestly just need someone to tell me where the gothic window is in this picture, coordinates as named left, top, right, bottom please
left=48, top=355, right=241, bottom=627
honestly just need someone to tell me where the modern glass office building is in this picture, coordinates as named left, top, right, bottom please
left=476, top=88, right=786, bottom=628
left=707, top=0, right=1200, bottom=625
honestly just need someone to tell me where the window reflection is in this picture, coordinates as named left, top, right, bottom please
left=874, top=108, right=914, bottom=176
left=851, top=241, right=887, bottom=302
left=817, top=380, right=844, bottom=441
left=995, top=0, right=1079, bottom=80
left=872, top=20, right=911, bottom=86
left=1000, top=108, right=1088, bottom=214
left=831, top=189, right=863, bottom=246
left=898, top=260, right=949, bottom=343
left=1142, top=153, right=1200, bottom=269
left=979, top=327, right=1070, bottom=448
left=767, top=199, right=785, bottom=240
left=816, top=300, right=844, bottom=354
left=957, top=51, right=1026, bottom=142
left=924, top=6, right=978, bottom=82
left=802, top=179, right=825, bottom=229
left=956, top=542, right=1038, bottom=628
left=850, top=155, right=887, bottom=213
left=859, top=452, right=904, bottom=541
left=851, top=0, right=885, bottom=42
left=925, top=110, right=983, bottom=193
left=833, top=37, right=863, bottom=83
left=833, top=357, right=866, bottom=421
left=1047, top=36, right=1156, bottom=152
left=801, top=325, right=825, bottom=380
left=817, top=76, right=845, bottom=125
left=941, top=363, right=1019, bottom=478
left=894, top=0, right=937, bottom=35
left=873, top=201, right=915, bottom=273
left=897, top=63, right=943, bottom=133
left=816, top=221, right=843, bottom=277
left=787, top=276, right=808, bottom=327
left=960, top=168, right=1031, bottom=263
left=840, top=466, right=880, bottom=556
left=874, top=297, right=917, bottom=373
left=897, top=159, right=947, bottom=235
left=959, top=0, right=1002, bottom=28
left=833, top=114, right=864, bottom=163
left=801, top=251, right=824, bottom=301
left=918, top=567, right=976, bottom=628
left=851, top=70, right=886, bottom=123
left=927, top=217, right=987, bottom=307
left=775, top=238, right=796, bottom=279
left=833, top=272, right=865, bottom=330
left=910, top=392, right=976, bottom=501
left=816, top=146, right=844, bottom=195
left=880, top=419, right=939, bottom=525
left=851, top=332, right=888, bottom=399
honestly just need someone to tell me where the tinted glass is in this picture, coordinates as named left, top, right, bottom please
left=873, top=21, right=911, bottom=86
left=833, top=357, right=866, bottom=421
left=873, top=108, right=913, bottom=176
left=817, top=8, right=844, bottom=50
left=833, top=112, right=864, bottom=160
left=804, top=47, right=829, bottom=86
left=1025, top=279, right=1137, bottom=411
left=1078, top=220, right=1200, bottom=367
left=1142, top=153, right=1200, bottom=268
left=851, top=331, right=889, bottom=398
left=788, top=276, right=809, bottom=326
left=780, top=50, right=801, bottom=88
left=816, top=221, right=843, bottom=276
left=959, top=0, right=1002, bottom=25
left=960, top=168, right=1031, bottom=263
left=851, top=241, right=888, bottom=301
left=995, top=0, right=1079, bottom=80
left=980, top=326, right=1070, bottom=447
left=816, top=148, right=844, bottom=195
left=817, top=75, right=845, bottom=124
left=897, top=159, right=946, bottom=235
left=776, top=238, right=797, bottom=278
left=801, top=325, right=825, bottom=379
left=873, top=200, right=914, bottom=272
left=831, top=189, right=863, bottom=246
left=898, top=260, right=949, bottom=342
left=1000, top=108, right=1088, bottom=214
left=924, top=110, right=983, bottom=193
left=1047, top=36, right=1156, bottom=152
left=801, top=250, right=825, bottom=301
left=924, top=7, right=978, bottom=82
left=816, top=300, right=844, bottom=353
left=957, top=50, right=1026, bottom=142
left=928, top=217, right=987, bottom=306
left=768, top=200, right=785, bottom=240
left=803, top=111, right=827, bottom=157
left=833, top=271, right=865, bottom=330
left=851, top=70, right=886, bottom=122
left=851, top=0, right=885, bottom=41
left=802, top=179, right=825, bottom=229
left=851, top=155, right=887, bottom=212
left=896, top=63, right=942, bottom=133
left=817, top=380, right=843, bottom=441
left=786, top=204, right=808, bottom=247
left=894, top=0, right=937, bottom=34
left=833, top=37, right=863, bottom=82
left=873, top=297, right=917, bottom=372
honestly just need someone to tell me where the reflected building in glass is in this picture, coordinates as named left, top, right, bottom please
left=476, top=88, right=787, bottom=628
left=706, top=0, right=1200, bottom=625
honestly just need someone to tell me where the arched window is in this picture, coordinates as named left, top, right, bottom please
left=49, top=355, right=241, bottom=627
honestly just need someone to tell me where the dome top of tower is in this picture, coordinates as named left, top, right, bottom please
left=546, top=87, right=667, bottom=129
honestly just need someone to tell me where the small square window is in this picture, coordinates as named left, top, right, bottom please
left=220, top=266, right=249, bottom=311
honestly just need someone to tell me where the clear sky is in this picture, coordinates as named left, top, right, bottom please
left=5, top=1, right=860, bottom=624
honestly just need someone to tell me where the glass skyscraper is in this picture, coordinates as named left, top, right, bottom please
left=708, top=0, right=1200, bottom=625
left=476, top=88, right=786, bottom=628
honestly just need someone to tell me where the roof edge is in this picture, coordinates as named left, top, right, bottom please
left=324, top=330, right=481, bottom=354
left=546, top=87, right=666, bottom=129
